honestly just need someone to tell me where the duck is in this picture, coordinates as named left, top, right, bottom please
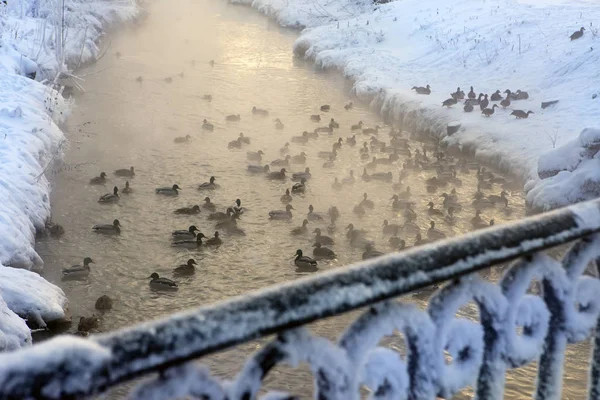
left=93, top=219, right=121, bottom=234
left=451, top=87, right=465, bottom=100
left=361, top=168, right=371, bottom=182
left=427, top=202, right=444, bottom=216
left=313, top=228, right=334, bottom=245
left=291, top=219, right=309, bottom=235
left=332, top=178, right=343, bottom=190
left=329, top=118, right=340, bottom=129
left=510, top=110, right=534, bottom=119
left=388, top=228, right=402, bottom=247
left=174, top=205, right=201, bottom=215
left=440, top=193, right=462, bottom=211
left=320, top=104, right=331, bottom=112
left=228, top=138, right=243, bottom=149
left=294, top=249, right=318, bottom=268
left=318, top=148, right=337, bottom=160
left=359, top=193, right=375, bottom=209
left=203, top=94, right=213, bottom=101
left=78, top=315, right=100, bottom=333
left=174, top=135, right=191, bottom=144
left=252, top=106, right=269, bottom=116
left=90, top=172, right=107, bottom=185
left=346, top=135, right=357, bottom=146
left=280, top=189, right=293, bottom=203
left=427, top=221, right=446, bottom=241
left=468, top=86, right=476, bottom=99
left=403, top=207, right=417, bottom=221
left=267, top=168, right=287, bottom=180
left=237, top=132, right=250, bottom=144
left=206, top=231, right=223, bottom=246
left=353, top=204, right=366, bottom=216
left=199, top=197, right=216, bottom=212
left=345, top=223, right=364, bottom=239
left=208, top=208, right=236, bottom=221
left=292, top=178, right=307, bottom=193
left=490, top=90, right=502, bottom=101
left=390, top=194, right=413, bottom=210
left=62, top=257, right=94, bottom=279
left=328, top=206, right=340, bottom=223
left=98, top=186, right=119, bottom=203
left=362, top=125, right=380, bottom=135
left=351, top=121, right=364, bottom=131
left=198, top=176, right=218, bottom=190
left=333, top=138, right=343, bottom=151
left=500, top=94, right=512, bottom=109
left=312, top=243, right=336, bottom=259
left=402, top=220, right=420, bottom=235
left=280, top=142, right=290, bottom=155
left=479, top=94, right=489, bottom=111
left=202, top=119, right=214, bottom=131
left=172, top=225, right=199, bottom=241
left=442, top=98, right=458, bottom=108
left=122, top=180, right=132, bottom=194
left=342, top=170, right=356, bottom=185
left=414, top=233, right=430, bottom=246
left=444, top=207, right=457, bottom=225
left=269, top=204, right=294, bottom=220
left=148, top=273, right=178, bottom=291
left=233, top=199, right=244, bottom=215
left=114, top=166, right=135, bottom=177
left=292, top=168, right=311, bottom=181
left=275, top=118, right=285, bottom=130
left=247, top=164, right=270, bottom=174
left=570, top=27, right=585, bottom=41
left=411, top=84, right=431, bottom=95
left=315, top=126, right=333, bottom=134
left=362, top=244, right=385, bottom=260
left=271, top=155, right=292, bottom=166
left=95, top=295, right=113, bottom=311
left=173, top=258, right=197, bottom=275
left=465, top=93, right=484, bottom=106
left=383, top=220, right=402, bottom=235
left=307, top=204, right=324, bottom=221
left=371, top=171, right=393, bottom=182
left=366, top=157, right=379, bottom=170
left=155, top=184, right=181, bottom=196
left=488, top=190, right=509, bottom=207
left=311, top=114, right=321, bottom=122
left=471, top=210, right=487, bottom=229
left=171, top=233, right=206, bottom=249
left=291, top=152, right=307, bottom=164
left=215, top=213, right=240, bottom=231
left=350, top=230, right=374, bottom=249
left=247, top=150, right=265, bottom=162
left=345, top=101, right=353, bottom=110
left=481, top=104, right=499, bottom=117
left=226, top=114, right=241, bottom=122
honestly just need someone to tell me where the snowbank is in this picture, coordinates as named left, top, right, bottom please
left=233, top=0, right=600, bottom=208
left=0, top=0, right=138, bottom=350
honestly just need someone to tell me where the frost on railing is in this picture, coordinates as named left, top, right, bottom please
left=2, top=200, right=600, bottom=400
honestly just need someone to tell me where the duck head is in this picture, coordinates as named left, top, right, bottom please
left=430, top=221, right=436, bottom=228
left=192, top=205, right=201, bottom=212
left=235, top=199, right=241, bottom=206
left=286, top=204, right=294, bottom=212
left=149, top=272, right=160, bottom=280
left=83, top=257, right=94, bottom=266
left=305, top=167, right=310, bottom=173
left=113, top=186, right=119, bottom=195
left=346, top=223, right=354, bottom=231
left=308, top=205, right=314, bottom=212
left=204, top=197, right=211, bottom=203
left=187, top=259, right=197, bottom=266
left=313, top=242, right=322, bottom=248
left=383, top=220, right=389, bottom=226
left=189, top=225, right=199, bottom=233
left=285, top=189, right=290, bottom=195
left=172, top=184, right=181, bottom=190
left=390, top=195, right=399, bottom=201
left=428, top=201, right=434, bottom=208
left=214, top=231, right=220, bottom=238
left=280, top=168, right=287, bottom=174
left=313, top=227, right=321, bottom=234
left=100, top=172, right=107, bottom=178
left=295, top=249, right=303, bottom=257
left=113, top=219, right=121, bottom=227
left=210, top=176, right=216, bottom=183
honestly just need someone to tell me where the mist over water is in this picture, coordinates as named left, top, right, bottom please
left=35, top=0, right=589, bottom=397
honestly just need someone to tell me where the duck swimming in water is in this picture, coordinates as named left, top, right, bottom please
left=307, top=205, right=324, bottom=221
left=247, top=164, right=270, bottom=174
left=272, top=156, right=292, bottom=167
left=202, top=119, right=214, bottom=131
left=311, top=114, right=321, bottom=122
left=122, top=180, right=132, bottom=194
left=388, top=227, right=402, bottom=247
left=383, top=220, right=402, bottom=235
left=174, top=205, right=201, bottom=215
left=329, top=118, right=340, bottom=129
left=93, top=219, right=121, bottom=235
left=292, top=178, right=307, bottom=194
left=313, top=243, right=336, bottom=260
left=268, top=168, right=287, bottom=180
left=414, top=233, right=430, bottom=246
left=203, top=197, right=217, bottom=211
left=226, top=114, right=241, bottom=122
left=155, top=184, right=181, bottom=196
left=292, top=168, right=311, bottom=181
left=98, top=186, right=119, bottom=203
left=427, top=221, right=446, bottom=241
left=62, top=257, right=94, bottom=279
left=294, top=249, right=318, bottom=268
left=148, top=273, right=178, bottom=291
left=291, top=219, right=309, bottom=235
left=313, top=228, right=334, bottom=245
left=114, top=166, right=134, bottom=177
left=206, top=231, right=223, bottom=246
left=208, top=208, right=235, bottom=221
left=247, top=150, right=265, bottom=162
left=198, top=176, right=218, bottom=190
left=174, top=135, right=191, bottom=143
left=281, top=189, right=292, bottom=203
left=172, top=225, right=199, bottom=241
left=238, top=132, right=250, bottom=144
left=342, top=170, right=355, bottom=185
left=359, top=193, right=375, bottom=209
left=252, top=106, right=269, bottom=116
left=173, top=258, right=197, bottom=275
left=171, top=233, right=206, bottom=249
left=90, top=172, right=107, bottom=185
left=291, top=152, right=307, bottom=164
left=362, top=244, right=385, bottom=260
left=427, top=202, right=444, bottom=216
left=275, top=118, right=284, bottom=130
left=269, top=204, right=294, bottom=220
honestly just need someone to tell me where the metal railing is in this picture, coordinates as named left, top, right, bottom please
left=3, top=199, right=600, bottom=399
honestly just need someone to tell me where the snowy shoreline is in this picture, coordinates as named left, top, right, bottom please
left=0, top=0, right=137, bottom=350
left=232, top=0, right=599, bottom=211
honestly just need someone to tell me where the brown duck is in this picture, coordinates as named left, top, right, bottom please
left=465, top=93, right=484, bottom=106
left=479, top=94, right=489, bottom=110
left=510, top=110, right=534, bottom=119
left=570, top=27, right=585, bottom=41
left=451, top=87, right=465, bottom=100
left=490, top=90, right=502, bottom=101
left=468, top=86, right=476, bottom=99
left=515, top=90, right=529, bottom=100
left=500, top=95, right=511, bottom=109
left=464, top=103, right=474, bottom=113
left=412, top=84, right=431, bottom=95
left=442, top=98, right=458, bottom=107
left=482, top=104, right=499, bottom=117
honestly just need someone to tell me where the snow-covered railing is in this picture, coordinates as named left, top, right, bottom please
left=3, top=200, right=600, bottom=399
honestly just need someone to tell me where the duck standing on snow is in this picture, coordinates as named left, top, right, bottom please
left=515, top=90, right=529, bottom=100
left=148, top=273, right=178, bottom=291
left=269, top=204, right=294, bottom=220
left=490, top=90, right=502, bottom=101
left=114, top=166, right=135, bottom=177
left=98, top=186, right=119, bottom=203
left=198, top=176, right=218, bottom=190
left=174, top=205, right=201, bottom=215
left=313, top=243, right=336, bottom=260
left=90, top=172, right=107, bottom=185
left=412, top=85, right=431, bottom=95
left=294, top=249, right=318, bottom=268
left=479, top=94, right=489, bottom=110
left=451, top=87, right=464, bottom=100
left=155, top=184, right=181, bottom=196
left=511, top=110, right=534, bottom=119
left=570, top=27, right=585, bottom=41
left=442, top=98, right=458, bottom=108
left=482, top=104, right=499, bottom=117
left=464, top=103, right=474, bottom=113
left=468, top=86, right=476, bottom=99
left=62, top=257, right=94, bottom=279
left=93, top=219, right=121, bottom=234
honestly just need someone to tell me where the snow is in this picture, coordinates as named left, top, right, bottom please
left=0, top=0, right=138, bottom=350
left=234, top=0, right=600, bottom=210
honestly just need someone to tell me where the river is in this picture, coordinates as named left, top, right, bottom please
left=34, top=0, right=589, bottom=398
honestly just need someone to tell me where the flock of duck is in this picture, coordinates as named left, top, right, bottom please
left=62, top=97, right=520, bottom=333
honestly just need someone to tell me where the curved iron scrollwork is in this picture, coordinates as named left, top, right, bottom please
left=2, top=200, right=600, bottom=399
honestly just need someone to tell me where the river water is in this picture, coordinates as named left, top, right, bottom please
left=35, top=0, right=590, bottom=398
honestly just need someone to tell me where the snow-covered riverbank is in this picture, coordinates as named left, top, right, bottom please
left=0, top=0, right=137, bottom=350
left=233, top=0, right=599, bottom=210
